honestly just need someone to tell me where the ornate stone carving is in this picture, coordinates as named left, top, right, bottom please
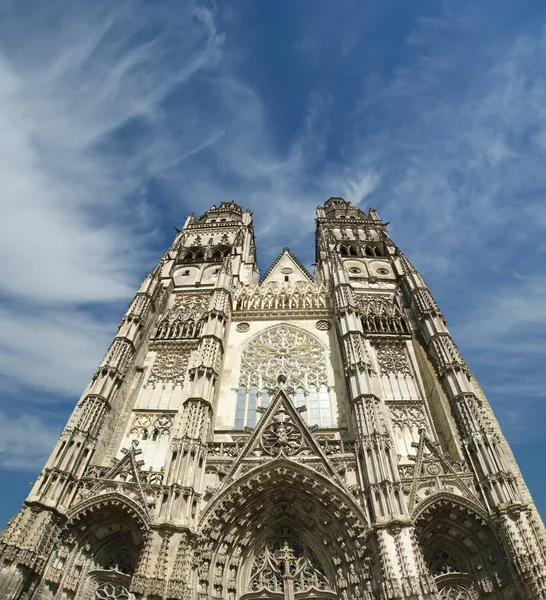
left=315, top=319, right=331, bottom=330
left=389, top=405, right=426, bottom=428
left=248, top=530, right=331, bottom=595
left=236, top=322, right=250, bottom=332
left=373, top=341, right=411, bottom=376
left=155, top=294, right=209, bottom=340
left=355, top=294, right=409, bottom=334
left=259, top=406, right=304, bottom=457
left=438, top=584, right=477, bottom=599
left=239, top=325, right=328, bottom=391
left=146, top=351, right=189, bottom=386
left=95, top=583, right=130, bottom=600
left=234, top=280, right=329, bottom=314
left=129, top=413, right=173, bottom=437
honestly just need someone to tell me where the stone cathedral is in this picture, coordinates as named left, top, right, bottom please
left=1, top=198, right=546, bottom=600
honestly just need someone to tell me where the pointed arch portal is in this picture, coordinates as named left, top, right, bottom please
left=199, top=459, right=370, bottom=600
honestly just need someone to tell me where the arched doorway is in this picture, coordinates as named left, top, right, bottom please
left=44, top=493, right=148, bottom=600
left=198, top=460, right=372, bottom=600
left=413, top=494, right=519, bottom=599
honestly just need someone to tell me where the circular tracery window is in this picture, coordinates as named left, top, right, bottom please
left=438, top=585, right=473, bottom=600
left=241, top=325, right=327, bottom=390
left=95, top=583, right=129, bottom=600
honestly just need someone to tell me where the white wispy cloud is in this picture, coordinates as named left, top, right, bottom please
left=0, top=410, right=60, bottom=471
left=0, top=0, right=227, bottom=468
left=1, top=0, right=546, bottom=480
left=333, top=11, right=546, bottom=440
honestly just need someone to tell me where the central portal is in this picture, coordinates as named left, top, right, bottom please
left=240, top=528, right=336, bottom=600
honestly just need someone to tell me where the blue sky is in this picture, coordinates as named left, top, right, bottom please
left=1, top=0, right=546, bottom=527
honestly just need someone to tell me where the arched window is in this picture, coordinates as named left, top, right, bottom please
left=234, top=325, right=334, bottom=429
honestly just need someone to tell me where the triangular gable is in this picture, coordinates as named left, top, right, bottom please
left=408, top=430, right=477, bottom=511
left=222, top=386, right=344, bottom=488
left=260, top=248, right=313, bottom=285
left=84, top=440, right=149, bottom=514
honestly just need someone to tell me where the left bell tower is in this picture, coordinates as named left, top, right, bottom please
left=0, top=202, right=257, bottom=600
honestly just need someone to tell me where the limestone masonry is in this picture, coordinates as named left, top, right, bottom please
left=1, top=198, right=545, bottom=600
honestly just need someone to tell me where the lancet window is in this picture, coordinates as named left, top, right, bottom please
left=357, top=295, right=410, bottom=335
left=154, top=294, right=208, bottom=340
left=234, top=325, right=333, bottom=429
left=339, top=243, right=385, bottom=257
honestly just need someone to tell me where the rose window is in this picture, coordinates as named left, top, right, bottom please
left=234, top=325, right=333, bottom=429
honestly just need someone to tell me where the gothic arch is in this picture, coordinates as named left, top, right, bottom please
left=67, top=491, right=150, bottom=535
left=413, top=493, right=517, bottom=598
left=197, top=460, right=371, bottom=600
left=42, top=493, right=150, bottom=600
left=233, top=324, right=335, bottom=429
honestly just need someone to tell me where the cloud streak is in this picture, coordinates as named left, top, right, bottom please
left=0, top=0, right=545, bottom=503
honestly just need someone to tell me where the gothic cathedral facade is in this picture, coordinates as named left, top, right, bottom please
left=1, top=198, right=545, bottom=600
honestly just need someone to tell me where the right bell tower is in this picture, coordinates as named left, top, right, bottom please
left=315, top=196, right=546, bottom=599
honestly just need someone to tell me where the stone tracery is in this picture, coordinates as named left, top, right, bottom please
left=234, top=325, right=333, bottom=428
left=95, top=583, right=130, bottom=600
left=247, top=529, right=332, bottom=596
left=234, top=280, right=329, bottom=313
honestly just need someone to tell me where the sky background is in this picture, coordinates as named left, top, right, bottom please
left=1, top=0, right=546, bottom=527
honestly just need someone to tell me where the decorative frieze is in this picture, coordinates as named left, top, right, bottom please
left=233, top=281, right=329, bottom=313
